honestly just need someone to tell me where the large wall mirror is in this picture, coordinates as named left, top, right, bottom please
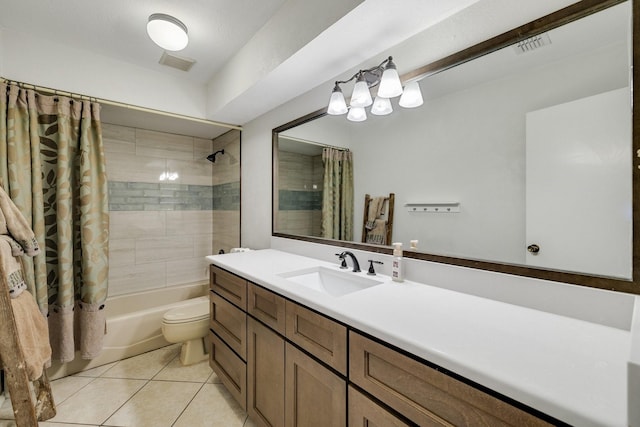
left=273, top=0, right=639, bottom=294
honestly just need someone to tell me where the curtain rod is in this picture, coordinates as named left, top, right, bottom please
left=278, top=134, right=348, bottom=151
left=0, top=77, right=242, bottom=131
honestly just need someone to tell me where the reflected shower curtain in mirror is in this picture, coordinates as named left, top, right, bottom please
left=321, top=147, right=353, bottom=240
left=0, top=82, right=109, bottom=362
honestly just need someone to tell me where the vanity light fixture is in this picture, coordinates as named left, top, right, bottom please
left=327, top=56, right=423, bottom=121
left=147, top=13, right=189, bottom=51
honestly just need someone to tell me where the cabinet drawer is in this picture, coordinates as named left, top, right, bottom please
left=211, top=265, right=247, bottom=310
left=210, top=292, right=247, bottom=360
left=285, top=301, right=347, bottom=375
left=209, top=330, right=247, bottom=410
left=349, top=332, right=551, bottom=427
left=248, top=283, right=286, bottom=335
left=348, top=386, right=411, bottom=427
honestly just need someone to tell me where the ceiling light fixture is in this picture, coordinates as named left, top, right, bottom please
left=147, top=13, right=189, bottom=51
left=327, top=56, right=424, bottom=122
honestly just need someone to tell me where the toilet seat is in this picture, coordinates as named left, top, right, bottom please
left=162, top=299, right=209, bottom=324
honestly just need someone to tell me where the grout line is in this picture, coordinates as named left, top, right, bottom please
left=170, top=380, right=208, bottom=426
left=98, top=377, right=152, bottom=426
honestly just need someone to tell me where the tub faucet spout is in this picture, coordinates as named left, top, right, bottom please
left=339, top=251, right=361, bottom=272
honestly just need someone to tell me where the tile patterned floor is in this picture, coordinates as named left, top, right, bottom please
left=0, top=345, right=256, bottom=427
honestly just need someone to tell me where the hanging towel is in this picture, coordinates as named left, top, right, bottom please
left=0, top=238, right=27, bottom=298
left=365, top=219, right=387, bottom=245
left=0, top=186, right=39, bottom=256
left=365, top=197, right=386, bottom=230
left=10, top=290, right=52, bottom=380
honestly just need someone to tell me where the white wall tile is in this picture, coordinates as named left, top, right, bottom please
left=193, top=233, right=214, bottom=258
left=194, top=137, right=214, bottom=161
left=110, top=211, right=166, bottom=239
left=102, top=123, right=136, bottom=154
left=109, top=238, right=135, bottom=267
left=106, top=152, right=166, bottom=183
left=136, top=129, right=193, bottom=160
left=108, top=262, right=167, bottom=296
left=136, top=236, right=194, bottom=264
left=166, top=257, right=210, bottom=286
left=166, top=211, right=213, bottom=235
left=167, top=158, right=214, bottom=186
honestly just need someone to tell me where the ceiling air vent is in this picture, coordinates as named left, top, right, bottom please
left=513, top=33, right=552, bottom=54
left=159, top=51, right=196, bottom=71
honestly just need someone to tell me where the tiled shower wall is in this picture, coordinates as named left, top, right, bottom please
left=277, top=150, right=323, bottom=237
left=211, top=130, right=241, bottom=255
left=103, top=124, right=240, bottom=297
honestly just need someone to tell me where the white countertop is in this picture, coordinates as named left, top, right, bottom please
left=207, top=249, right=633, bottom=427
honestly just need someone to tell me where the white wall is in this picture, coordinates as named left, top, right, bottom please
left=0, top=29, right=207, bottom=118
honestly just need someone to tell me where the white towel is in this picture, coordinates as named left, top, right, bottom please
left=365, top=219, right=387, bottom=245
left=0, top=186, right=40, bottom=256
left=365, top=197, right=386, bottom=230
left=0, top=238, right=27, bottom=298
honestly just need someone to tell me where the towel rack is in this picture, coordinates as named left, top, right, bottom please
left=361, top=193, right=395, bottom=245
left=0, top=257, right=56, bottom=425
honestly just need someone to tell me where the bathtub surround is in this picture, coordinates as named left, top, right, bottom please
left=212, top=129, right=241, bottom=255
left=0, top=82, right=109, bottom=363
left=104, top=124, right=240, bottom=297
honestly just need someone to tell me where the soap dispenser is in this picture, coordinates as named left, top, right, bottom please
left=391, top=242, right=404, bottom=282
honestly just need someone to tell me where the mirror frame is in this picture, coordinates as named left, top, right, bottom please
left=273, top=0, right=640, bottom=295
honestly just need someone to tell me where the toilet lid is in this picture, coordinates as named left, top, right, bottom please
left=163, top=300, right=209, bottom=323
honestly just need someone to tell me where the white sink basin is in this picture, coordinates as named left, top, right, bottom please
left=279, top=266, right=384, bottom=297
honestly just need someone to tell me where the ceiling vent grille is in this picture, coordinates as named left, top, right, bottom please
left=159, top=51, right=196, bottom=71
left=513, top=33, right=552, bottom=54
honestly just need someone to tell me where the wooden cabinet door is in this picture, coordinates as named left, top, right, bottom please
left=210, top=292, right=247, bottom=360
left=285, top=343, right=346, bottom=427
left=247, top=317, right=285, bottom=427
left=211, top=265, right=247, bottom=310
left=348, top=386, right=411, bottom=427
left=285, top=301, right=347, bottom=375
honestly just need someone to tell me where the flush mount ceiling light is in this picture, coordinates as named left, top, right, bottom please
left=147, top=13, right=189, bottom=51
left=327, top=56, right=424, bottom=122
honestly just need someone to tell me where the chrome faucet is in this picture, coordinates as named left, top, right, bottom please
left=338, top=251, right=361, bottom=272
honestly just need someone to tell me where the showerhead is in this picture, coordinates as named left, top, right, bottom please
left=207, top=149, right=225, bottom=163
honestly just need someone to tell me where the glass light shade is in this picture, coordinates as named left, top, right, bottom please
left=147, top=14, right=189, bottom=51
left=347, top=106, right=367, bottom=122
left=327, top=85, right=348, bottom=115
left=377, top=65, right=403, bottom=98
left=350, top=77, right=373, bottom=107
left=370, top=96, right=393, bottom=115
left=399, top=81, right=424, bottom=108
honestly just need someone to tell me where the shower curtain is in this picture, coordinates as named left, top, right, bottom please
left=0, top=82, right=109, bottom=362
left=321, top=147, right=353, bottom=241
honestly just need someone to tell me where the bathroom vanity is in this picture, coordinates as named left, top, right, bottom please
left=206, top=249, right=635, bottom=426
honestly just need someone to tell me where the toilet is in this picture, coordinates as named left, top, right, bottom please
left=161, top=296, right=210, bottom=365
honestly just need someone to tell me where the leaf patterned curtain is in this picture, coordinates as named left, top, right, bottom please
left=321, top=147, right=353, bottom=240
left=0, top=82, right=109, bottom=362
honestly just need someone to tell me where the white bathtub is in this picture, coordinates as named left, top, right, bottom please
left=48, top=282, right=208, bottom=379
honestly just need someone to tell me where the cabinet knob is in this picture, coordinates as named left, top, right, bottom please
left=527, top=244, right=540, bottom=254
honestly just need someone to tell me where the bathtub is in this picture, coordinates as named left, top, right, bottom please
left=48, top=282, right=208, bottom=379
